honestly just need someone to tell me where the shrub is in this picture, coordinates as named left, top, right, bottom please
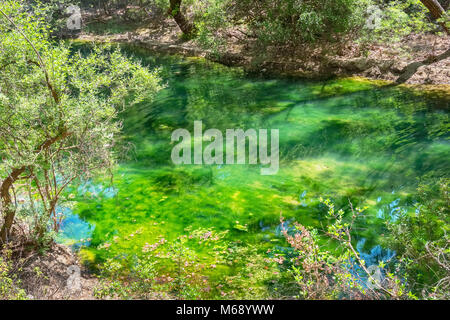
left=0, top=250, right=27, bottom=300
left=386, top=178, right=449, bottom=299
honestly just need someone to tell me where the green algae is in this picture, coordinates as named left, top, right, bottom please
left=63, top=46, right=449, bottom=285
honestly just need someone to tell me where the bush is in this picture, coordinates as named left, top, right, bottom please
left=0, top=0, right=163, bottom=246
left=386, top=178, right=449, bottom=299
left=208, top=0, right=370, bottom=45
left=368, top=0, right=437, bottom=42
left=0, top=250, right=27, bottom=300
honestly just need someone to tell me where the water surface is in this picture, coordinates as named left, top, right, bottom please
left=63, top=46, right=449, bottom=270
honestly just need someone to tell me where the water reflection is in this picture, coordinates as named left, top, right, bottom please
left=56, top=207, right=94, bottom=250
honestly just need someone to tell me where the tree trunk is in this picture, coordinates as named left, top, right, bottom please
left=168, top=0, right=196, bottom=37
left=0, top=167, right=26, bottom=244
left=420, top=0, right=449, bottom=34
left=0, top=130, right=70, bottom=245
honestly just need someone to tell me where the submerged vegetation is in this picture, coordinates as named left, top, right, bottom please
left=60, top=49, right=448, bottom=300
left=0, top=0, right=449, bottom=300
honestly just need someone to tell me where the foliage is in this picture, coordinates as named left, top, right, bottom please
left=274, top=199, right=412, bottom=300
left=0, top=0, right=163, bottom=245
left=191, top=0, right=231, bottom=52
left=26, top=0, right=81, bottom=36
left=233, top=0, right=369, bottom=44
left=73, top=0, right=445, bottom=49
left=183, top=0, right=371, bottom=49
left=386, top=178, right=450, bottom=298
left=0, top=249, right=27, bottom=300
left=366, top=0, right=438, bottom=42
left=190, top=0, right=442, bottom=48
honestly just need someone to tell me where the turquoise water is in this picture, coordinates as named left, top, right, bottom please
left=60, top=46, right=449, bottom=285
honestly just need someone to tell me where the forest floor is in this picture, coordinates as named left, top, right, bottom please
left=76, top=16, right=450, bottom=88
left=4, top=239, right=97, bottom=299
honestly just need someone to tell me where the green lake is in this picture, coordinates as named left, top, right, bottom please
left=59, top=45, right=449, bottom=285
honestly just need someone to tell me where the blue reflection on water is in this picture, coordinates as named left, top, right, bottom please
left=56, top=207, right=95, bottom=250
left=357, top=238, right=396, bottom=267
left=347, top=238, right=396, bottom=289
left=376, top=197, right=407, bottom=222
left=56, top=180, right=118, bottom=250
left=77, top=180, right=117, bottom=198
left=299, top=190, right=308, bottom=207
left=57, top=181, right=117, bottom=249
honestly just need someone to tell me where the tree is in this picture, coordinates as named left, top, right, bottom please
left=168, top=0, right=196, bottom=37
left=420, top=0, right=449, bottom=33
left=0, top=0, right=163, bottom=245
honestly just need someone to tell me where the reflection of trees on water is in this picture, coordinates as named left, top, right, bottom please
left=119, top=48, right=448, bottom=197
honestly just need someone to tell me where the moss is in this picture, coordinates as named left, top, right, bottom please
left=311, top=77, right=389, bottom=97
left=399, top=84, right=450, bottom=104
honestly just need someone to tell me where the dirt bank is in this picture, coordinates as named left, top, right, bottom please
left=77, top=17, right=450, bottom=90
left=5, top=242, right=97, bottom=300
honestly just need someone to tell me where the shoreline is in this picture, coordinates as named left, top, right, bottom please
left=73, top=30, right=450, bottom=101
